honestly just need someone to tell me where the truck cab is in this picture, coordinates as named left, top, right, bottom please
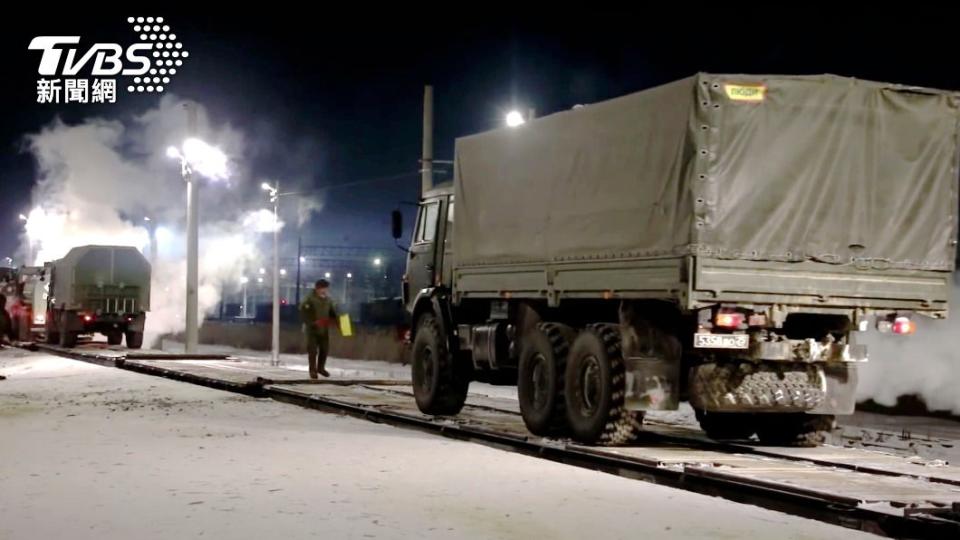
left=402, top=183, right=454, bottom=314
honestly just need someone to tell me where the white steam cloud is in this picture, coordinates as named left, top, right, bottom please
left=20, top=95, right=282, bottom=346
left=857, top=274, right=960, bottom=413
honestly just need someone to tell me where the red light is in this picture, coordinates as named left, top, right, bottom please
left=892, top=316, right=916, bottom=335
left=83, top=315, right=93, bottom=322
left=715, top=312, right=745, bottom=328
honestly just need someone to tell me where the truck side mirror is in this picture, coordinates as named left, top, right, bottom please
left=391, top=210, right=403, bottom=240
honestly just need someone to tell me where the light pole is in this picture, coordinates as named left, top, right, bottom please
left=166, top=128, right=229, bottom=353
left=261, top=181, right=281, bottom=366
left=18, top=214, right=32, bottom=265
left=240, top=276, right=249, bottom=317
left=143, top=216, right=157, bottom=268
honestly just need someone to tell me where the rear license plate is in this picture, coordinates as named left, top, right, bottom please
left=694, top=333, right=749, bottom=349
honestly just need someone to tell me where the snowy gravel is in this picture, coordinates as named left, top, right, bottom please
left=0, top=349, right=877, bottom=539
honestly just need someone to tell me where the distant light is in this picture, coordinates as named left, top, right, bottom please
left=165, top=146, right=181, bottom=159
left=324, top=272, right=331, bottom=279
left=261, top=182, right=272, bottom=191
left=346, top=272, right=352, bottom=279
left=259, top=267, right=266, bottom=274
left=143, top=216, right=151, bottom=222
left=505, top=110, right=526, bottom=127
left=280, top=268, right=287, bottom=276
left=299, top=256, right=306, bottom=263
left=18, top=214, right=28, bottom=221
left=240, top=276, right=249, bottom=284
left=372, top=257, right=382, bottom=267
left=257, top=277, right=264, bottom=283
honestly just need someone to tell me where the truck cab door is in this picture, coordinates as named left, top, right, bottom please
left=405, top=198, right=442, bottom=310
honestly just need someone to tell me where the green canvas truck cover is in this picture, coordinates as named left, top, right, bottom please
left=51, top=245, right=151, bottom=311
left=453, top=74, right=960, bottom=273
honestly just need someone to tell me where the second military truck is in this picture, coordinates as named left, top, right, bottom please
left=43, top=245, right=151, bottom=348
left=396, top=74, right=959, bottom=446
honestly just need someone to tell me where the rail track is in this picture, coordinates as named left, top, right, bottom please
left=22, top=342, right=960, bottom=539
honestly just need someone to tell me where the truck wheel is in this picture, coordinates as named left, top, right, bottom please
left=695, top=409, right=757, bottom=440
left=60, top=331, right=78, bottom=348
left=411, top=313, right=468, bottom=415
left=125, top=331, right=144, bottom=349
left=755, top=413, right=834, bottom=447
left=518, top=322, right=575, bottom=436
left=107, top=332, right=123, bottom=346
left=564, top=324, right=643, bottom=445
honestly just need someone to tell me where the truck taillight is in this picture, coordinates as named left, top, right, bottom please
left=83, top=314, right=93, bottom=322
left=715, top=312, right=745, bottom=329
left=892, top=316, right=916, bottom=335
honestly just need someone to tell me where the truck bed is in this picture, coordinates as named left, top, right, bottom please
left=453, top=256, right=951, bottom=315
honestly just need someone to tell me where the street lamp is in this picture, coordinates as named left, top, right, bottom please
left=505, top=110, right=526, bottom=127
left=373, top=257, right=382, bottom=267
left=261, top=180, right=281, bottom=366
left=166, top=128, right=229, bottom=354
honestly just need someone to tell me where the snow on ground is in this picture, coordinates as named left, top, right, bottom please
left=0, top=349, right=876, bottom=539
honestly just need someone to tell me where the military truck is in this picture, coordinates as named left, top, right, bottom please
left=44, top=245, right=150, bottom=348
left=394, top=74, right=959, bottom=446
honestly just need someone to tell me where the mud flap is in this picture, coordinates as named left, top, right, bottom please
left=623, top=355, right=680, bottom=411
left=810, top=362, right=858, bottom=415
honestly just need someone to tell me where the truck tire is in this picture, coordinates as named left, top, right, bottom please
left=755, top=413, right=834, bottom=447
left=411, top=313, right=468, bottom=415
left=518, top=322, right=575, bottom=436
left=564, top=324, right=642, bottom=445
left=695, top=409, right=757, bottom=440
left=60, top=330, right=78, bottom=348
left=125, top=331, right=144, bottom=350
left=107, top=332, right=123, bottom=346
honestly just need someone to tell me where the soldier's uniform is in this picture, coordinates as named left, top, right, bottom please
left=299, top=290, right=338, bottom=378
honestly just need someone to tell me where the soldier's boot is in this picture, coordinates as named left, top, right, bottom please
left=318, top=349, right=331, bottom=378
left=307, top=343, right=319, bottom=380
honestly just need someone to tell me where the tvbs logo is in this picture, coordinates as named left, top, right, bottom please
left=29, top=37, right=152, bottom=77
left=28, top=17, right=188, bottom=104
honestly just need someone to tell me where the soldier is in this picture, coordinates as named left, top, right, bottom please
left=299, top=279, right=338, bottom=379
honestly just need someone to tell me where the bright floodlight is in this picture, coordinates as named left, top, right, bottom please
left=240, top=276, right=249, bottom=284
left=505, top=110, right=525, bottom=127
left=257, top=277, right=264, bottom=283
left=155, top=226, right=173, bottom=245
left=346, top=272, right=353, bottom=279
left=165, top=146, right=181, bottom=159
left=261, top=182, right=272, bottom=191
left=143, top=216, right=151, bottom=222
left=373, top=257, right=382, bottom=267
left=324, top=272, right=331, bottom=279
left=299, top=256, right=306, bottom=263
left=181, top=138, right=229, bottom=180
left=18, top=213, right=27, bottom=221
left=259, top=267, right=266, bottom=274
left=280, top=268, right=287, bottom=276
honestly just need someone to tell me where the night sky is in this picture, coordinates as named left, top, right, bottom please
left=3, top=10, right=960, bottom=258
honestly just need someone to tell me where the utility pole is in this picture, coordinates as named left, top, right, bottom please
left=421, top=85, right=433, bottom=196
left=270, top=181, right=280, bottom=366
left=184, top=103, right=200, bottom=353
left=295, top=236, right=302, bottom=308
